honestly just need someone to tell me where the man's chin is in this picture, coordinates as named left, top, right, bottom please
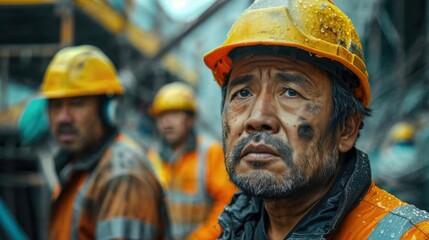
left=229, top=170, right=299, bottom=199
left=163, top=135, right=178, bottom=144
left=58, top=142, right=81, bottom=153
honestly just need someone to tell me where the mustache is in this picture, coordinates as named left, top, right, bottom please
left=229, top=132, right=293, bottom=166
left=55, top=123, right=78, bottom=135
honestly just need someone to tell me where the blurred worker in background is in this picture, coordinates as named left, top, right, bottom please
left=147, top=82, right=236, bottom=240
left=203, top=0, right=429, bottom=238
left=40, top=45, right=170, bottom=240
left=375, top=121, right=429, bottom=210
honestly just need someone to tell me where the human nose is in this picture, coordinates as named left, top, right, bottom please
left=55, top=105, right=73, bottom=123
left=244, top=93, right=280, bottom=134
left=157, top=114, right=171, bottom=127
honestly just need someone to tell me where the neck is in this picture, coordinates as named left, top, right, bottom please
left=171, top=130, right=195, bottom=155
left=70, top=126, right=110, bottom=163
left=263, top=189, right=328, bottom=239
left=172, top=140, right=187, bottom=155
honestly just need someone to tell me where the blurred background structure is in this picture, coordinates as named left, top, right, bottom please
left=0, top=0, right=428, bottom=239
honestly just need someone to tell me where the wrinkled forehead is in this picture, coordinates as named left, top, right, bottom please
left=231, top=55, right=324, bottom=74
left=225, top=46, right=359, bottom=92
left=228, top=55, right=329, bottom=90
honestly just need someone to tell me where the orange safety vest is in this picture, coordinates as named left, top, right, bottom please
left=332, top=182, right=429, bottom=239
left=49, top=132, right=170, bottom=240
left=147, top=136, right=237, bottom=240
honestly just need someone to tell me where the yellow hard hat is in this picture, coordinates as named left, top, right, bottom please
left=150, top=82, right=196, bottom=116
left=389, top=122, right=415, bottom=142
left=40, top=45, right=124, bottom=99
left=204, top=0, right=370, bottom=107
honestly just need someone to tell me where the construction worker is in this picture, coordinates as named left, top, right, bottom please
left=375, top=121, right=429, bottom=210
left=40, top=45, right=170, bottom=240
left=203, top=0, right=429, bottom=238
left=147, top=82, right=236, bottom=240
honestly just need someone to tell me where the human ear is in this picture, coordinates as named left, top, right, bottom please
left=338, top=115, right=361, bottom=153
left=186, top=114, right=196, bottom=129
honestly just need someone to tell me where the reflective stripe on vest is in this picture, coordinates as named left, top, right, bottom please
left=368, top=204, right=429, bottom=239
left=96, top=218, right=157, bottom=239
left=70, top=138, right=150, bottom=240
left=168, top=136, right=214, bottom=238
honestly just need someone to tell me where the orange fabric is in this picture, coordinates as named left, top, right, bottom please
left=329, top=182, right=428, bottom=239
left=189, top=142, right=237, bottom=240
left=48, top=134, right=169, bottom=240
left=402, top=220, right=429, bottom=239
left=149, top=140, right=237, bottom=240
left=164, top=151, right=199, bottom=194
left=147, top=150, right=169, bottom=187
left=49, top=172, right=88, bottom=240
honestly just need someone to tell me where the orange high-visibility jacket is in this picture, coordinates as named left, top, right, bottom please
left=147, top=135, right=237, bottom=240
left=218, top=148, right=429, bottom=239
left=49, top=130, right=171, bottom=240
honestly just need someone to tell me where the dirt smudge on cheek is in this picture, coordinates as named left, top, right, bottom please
left=296, top=103, right=322, bottom=141
left=305, top=102, right=322, bottom=117
left=298, top=124, right=314, bottom=141
left=222, top=119, right=231, bottom=139
left=222, top=103, right=233, bottom=150
left=296, top=117, right=314, bottom=141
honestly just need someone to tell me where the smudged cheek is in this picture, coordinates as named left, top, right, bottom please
left=224, top=103, right=249, bottom=135
left=276, top=112, right=304, bottom=140
left=302, top=102, right=331, bottom=128
left=222, top=115, right=243, bottom=153
left=304, top=102, right=323, bottom=117
left=223, top=115, right=245, bottom=149
left=293, top=106, right=328, bottom=142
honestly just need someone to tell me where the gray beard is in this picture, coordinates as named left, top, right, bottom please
left=225, top=132, right=338, bottom=199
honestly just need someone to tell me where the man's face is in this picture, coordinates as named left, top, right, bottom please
left=222, top=55, right=340, bottom=199
left=48, top=96, right=104, bottom=153
left=156, top=111, right=194, bottom=147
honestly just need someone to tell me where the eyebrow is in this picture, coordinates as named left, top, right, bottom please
left=275, top=72, right=313, bottom=89
left=228, top=74, right=254, bottom=89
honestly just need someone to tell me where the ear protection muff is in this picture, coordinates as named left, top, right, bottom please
left=17, top=98, right=49, bottom=145
left=99, top=95, right=121, bottom=127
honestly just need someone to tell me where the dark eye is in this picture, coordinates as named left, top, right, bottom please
left=233, top=89, right=252, bottom=98
left=48, top=100, right=61, bottom=110
left=70, top=99, right=86, bottom=107
left=283, top=88, right=299, bottom=97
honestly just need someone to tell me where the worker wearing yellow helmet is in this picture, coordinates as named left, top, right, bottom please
left=388, top=122, right=416, bottom=143
left=374, top=121, right=428, bottom=211
left=147, top=82, right=236, bottom=240
left=40, top=45, right=170, bottom=240
left=203, top=0, right=429, bottom=239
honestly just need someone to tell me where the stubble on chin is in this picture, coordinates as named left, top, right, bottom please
left=224, top=132, right=303, bottom=199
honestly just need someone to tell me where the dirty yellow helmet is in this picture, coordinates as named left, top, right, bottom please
left=40, top=45, right=124, bottom=98
left=151, top=82, right=196, bottom=116
left=204, top=0, right=370, bottom=107
left=389, top=122, right=415, bottom=142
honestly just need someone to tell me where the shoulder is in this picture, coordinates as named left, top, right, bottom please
left=198, top=135, right=223, bottom=153
left=365, top=185, right=429, bottom=238
left=109, top=134, right=152, bottom=168
left=96, top=134, right=158, bottom=184
left=112, top=133, right=146, bottom=156
left=335, top=182, right=429, bottom=239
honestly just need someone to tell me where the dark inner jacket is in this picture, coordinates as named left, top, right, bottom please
left=218, top=147, right=372, bottom=239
